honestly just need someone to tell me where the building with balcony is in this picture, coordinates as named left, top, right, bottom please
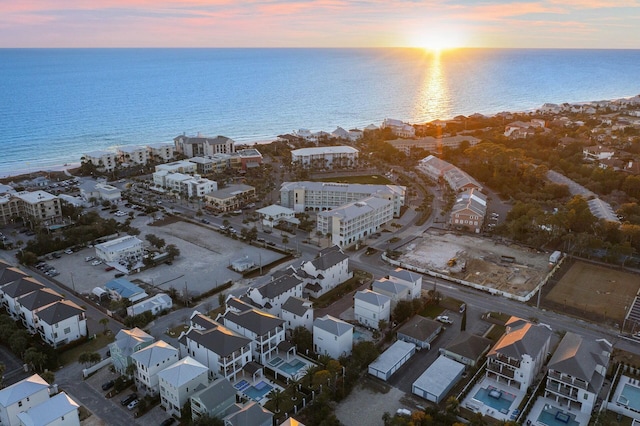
left=15, top=287, right=63, bottom=333
left=281, top=297, right=314, bottom=332
left=35, top=300, right=87, bottom=348
left=381, top=118, right=415, bottom=138
left=82, top=150, right=117, bottom=172
left=174, top=134, right=235, bottom=157
left=316, top=196, right=394, bottom=248
left=280, top=181, right=406, bottom=217
left=94, top=235, right=144, bottom=264
left=290, top=146, right=359, bottom=168
left=109, top=327, right=155, bottom=375
left=190, top=377, right=237, bottom=422
left=0, top=190, right=63, bottom=226
left=15, top=391, right=80, bottom=426
left=0, top=276, right=45, bottom=319
left=298, top=245, right=352, bottom=298
left=387, top=135, right=481, bottom=155
left=450, top=188, right=487, bottom=233
left=179, top=312, right=252, bottom=382
left=131, top=340, right=179, bottom=396
left=313, top=315, right=353, bottom=359
left=158, top=356, right=209, bottom=418
left=155, top=160, right=197, bottom=174
left=353, top=290, right=390, bottom=330
left=147, top=142, right=175, bottom=163
left=245, top=273, right=304, bottom=316
left=486, top=317, right=552, bottom=391
left=544, top=332, right=612, bottom=413
left=203, top=184, right=255, bottom=213
left=117, top=145, right=149, bottom=166
left=0, top=374, right=52, bottom=426
left=221, top=298, right=286, bottom=365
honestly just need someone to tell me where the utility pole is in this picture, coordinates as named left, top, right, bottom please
left=70, top=272, right=76, bottom=293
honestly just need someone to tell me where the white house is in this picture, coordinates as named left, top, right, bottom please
left=126, top=293, right=172, bottom=317
left=34, top=300, right=87, bottom=349
left=0, top=276, right=45, bottom=320
left=158, top=356, right=209, bottom=418
left=131, top=340, right=180, bottom=396
left=16, top=392, right=80, bottom=426
left=79, top=181, right=122, bottom=203
left=221, top=298, right=286, bottom=365
left=353, top=290, right=390, bottom=330
left=109, top=327, right=155, bottom=375
left=382, top=118, right=415, bottom=138
left=281, top=296, right=314, bottom=332
left=0, top=374, right=51, bottom=426
left=371, top=279, right=409, bottom=308
left=190, top=378, right=237, bottom=421
left=486, top=316, right=552, bottom=391
left=299, top=245, right=352, bottom=298
left=290, top=146, right=359, bottom=168
left=313, top=315, right=353, bottom=359
left=82, top=150, right=117, bottom=172
left=387, top=268, right=422, bottom=300
left=105, top=278, right=148, bottom=303
left=15, top=287, right=63, bottom=334
left=317, top=196, right=394, bottom=248
left=544, top=332, right=612, bottom=413
left=256, top=205, right=300, bottom=229
left=179, top=312, right=252, bottom=382
left=245, top=272, right=304, bottom=316
left=94, top=235, right=144, bottom=264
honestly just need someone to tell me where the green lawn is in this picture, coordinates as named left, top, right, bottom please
left=312, top=175, right=393, bottom=185
left=58, top=332, right=115, bottom=366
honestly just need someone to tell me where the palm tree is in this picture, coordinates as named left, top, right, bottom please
left=267, top=388, right=283, bottom=413
left=99, top=318, right=110, bottom=334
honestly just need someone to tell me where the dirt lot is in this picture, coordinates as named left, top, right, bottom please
left=397, top=230, right=551, bottom=296
left=43, top=218, right=284, bottom=298
left=545, top=260, right=640, bottom=323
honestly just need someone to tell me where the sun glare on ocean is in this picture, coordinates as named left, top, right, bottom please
left=409, top=28, right=465, bottom=52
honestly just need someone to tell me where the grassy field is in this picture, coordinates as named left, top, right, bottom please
left=545, top=261, right=640, bottom=323
left=312, top=174, right=394, bottom=185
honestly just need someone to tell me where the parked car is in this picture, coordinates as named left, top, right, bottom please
left=85, top=256, right=95, bottom=262
left=91, top=260, right=103, bottom=266
left=101, top=380, right=114, bottom=391
left=436, top=315, right=453, bottom=324
left=121, top=393, right=137, bottom=406
left=127, top=399, right=139, bottom=410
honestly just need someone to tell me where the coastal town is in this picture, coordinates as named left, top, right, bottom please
left=1, top=95, right=640, bottom=426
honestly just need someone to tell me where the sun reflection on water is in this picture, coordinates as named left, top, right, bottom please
left=413, top=50, right=451, bottom=123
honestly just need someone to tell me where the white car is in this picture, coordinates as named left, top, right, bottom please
left=91, top=260, right=103, bottom=266
left=436, top=315, right=453, bottom=324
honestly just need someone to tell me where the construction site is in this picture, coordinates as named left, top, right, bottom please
left=397, top=230, right=552, bottom=297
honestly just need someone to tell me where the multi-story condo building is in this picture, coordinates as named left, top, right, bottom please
left=174, top=134, right=235, bottom=157
left=317, top=196, right=394, bottom=248
left=280, top=181, right=406, bottom=217
left=417, top=155, right=482, bottom=192
left=117, top=145, right=149, bottom=165
left=179, top=312, right=252, bottom=382
left=147, top=142, right=175, bottom=163
left=221, top=298, right=285, bottom=365
left=450, top=188, right=487, bottom=233
left=544, top=332, right=612, bottom=413
left=203, top=184, right=255, bottom=212
left=82, top=150, right=117, bottom=172
left=290, top=146, right=359, bottom=168
left=155, top=160, right=197, bottom=174
left=387, top=135, right=481, bottom=155
left=0, top=190, right=62, bottom=226
left=152, top=172, right=217, bottom=198
left=94, top=235, right=144, bottom=264
left=486, top=317, right=552, bottom=391
left=131, top=340, right=179, bottom=396
left=382, top=118, right=416, bottom=138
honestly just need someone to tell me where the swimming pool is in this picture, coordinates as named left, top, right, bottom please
left=473, top=386, right=515, bottom=412
left=618, top=383, right=640, bottom=412
left=280, top=359, right=306, bottom=375
left=536, top=406, right=579, bottom=426
left=353, top=330, right=367, bottom=342
left=244, top=380, right=273, bottom=401
left=268, top=356, right=284, bottom=367
left=234, top=379, right=250, bottom=391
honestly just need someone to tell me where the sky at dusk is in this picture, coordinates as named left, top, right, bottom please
left=1, top=0, right=639, bottom=49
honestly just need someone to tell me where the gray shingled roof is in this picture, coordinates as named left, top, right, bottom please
left=547, top=332, right=611, bottom=389
left=35, top=300, right=85, bottom=324
left=313, top=315, right=352, bottom=337
left=16, top=287, right=63, bottom=310
left=444, top=331, right=492, bottom=361
left=488, top=318, right=552, bottom=360
left=354, top=290, right=390, bottom=307
left=0, top=265, right=28, bottom=287
left=1, top=276, right=44, bottom=298
left=257, top=274, right=303, bottom=299
left=183, top=322, right=251, bottom=357
left=224, top=308, right=284, bottom=336
left=397, top=316, right=441, bottom=341
left=311, top=246, right=348, bottom=270
left=388, top=268, right=421, bottom=284
left=191, top=378, right=236, bottom=411
left=281, top=297, right=311, bottom=316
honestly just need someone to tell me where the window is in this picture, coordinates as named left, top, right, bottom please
left=64, top=327, right=71, bottom=334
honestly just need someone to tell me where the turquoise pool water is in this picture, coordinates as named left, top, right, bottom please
left=268, top=356, right=284, bottom=367
left=353, top=330, right=367, bottom=342
left=619, top=383, right=640, bottom=412
left=244, top=380, right=273, bottom=401
left=536, top=406, right=579, bottom=426
left=280, top=359, right=306, bottom=375
left=473, top=387, right=515, bottom=412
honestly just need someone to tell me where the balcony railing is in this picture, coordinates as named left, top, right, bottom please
left=487, top=363, right=516, bottom=379
left=547, top=372, right=588, bottom=390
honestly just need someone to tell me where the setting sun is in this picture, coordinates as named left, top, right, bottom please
left=409, top=27, right=466, bottom=51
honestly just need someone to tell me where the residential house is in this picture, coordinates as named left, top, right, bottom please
left=486, top=316, right=552, bottom=391
left=450, top=189, right=487, bottom=233
left=0, top=262, right=28, bottom=287
left=290, top=146, right=359, bottom=168
left=221, top=299, right=286, bottom=365
left=313, top=315, right=353, bottom=359
left=387, top=268, right=422, bottom=300
left=280, top=181, right=406, bottom=217
left=353, top=290, right=390, bottom=330
left=544, top=332, right=612, bottom=413
left=281, top=297, right=314, bottom=332
left=15, top=287, right=63, bottom=333
left=298, top=245, right=352, bottom=298
left=105, top=278, right=148, bottom=303
left=109, top=328, right=155, bottom=374
left=397, top=316, right=442, bottom=350
left=442, top=167, right=483, bottom=193
left=439, top=331, right=492, bottom=367
left=0, top=374, right=51, bottom=426
left=256, top=205, right=300, bottom=229
left=158, top=356, right=209, bottom=418
left=174, top=134, right=235, bottom=157
left=16, top=392, right=80, bottom=426
left=0, top=276, right=45, bottom=319
left=79, top=181, right=122, bottom=203
left=203, top=184, right=256, bottom=213
left=382, top=118, right=415, bottom=138
left=583, top=145, right=616, bottom=161
left=371, top=279, right=409, bottom=308
left=82, top=150, right=117, bottom=172
left=222, top=400, right=273, bottom=426
left=317, top=196, right=394, bottom=248
left=245, top=273, right=304, bottom=316
left=94, top=235, right=144, bottom=264
left=131, top=340, right=180, bottom=396
left=126, top=293, right=172, bottom=317
left=190, top=378, right=237, bottom=421
left=179, top=312, right=252, bottom=382
left=35, top=300, right=87, bottom=348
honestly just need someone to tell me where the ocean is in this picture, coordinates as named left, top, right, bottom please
left=1, top=48, right=639, bottom=177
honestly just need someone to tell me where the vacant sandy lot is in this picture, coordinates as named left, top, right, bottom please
left=398, top=230, right=551, bottom=296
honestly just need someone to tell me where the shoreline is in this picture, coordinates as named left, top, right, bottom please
left=2, top=93, right=638, bottom=182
